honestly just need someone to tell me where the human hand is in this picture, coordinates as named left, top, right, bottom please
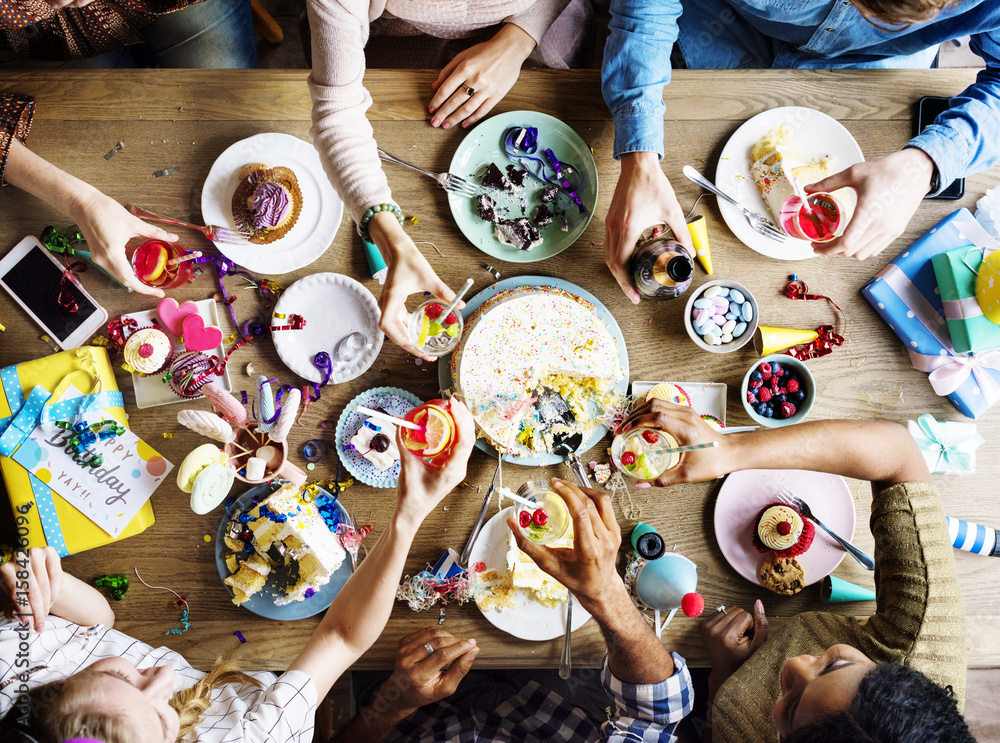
left=616, top=399, right=728, bottom=487
left=806, top=148, right=935, bottom=261
left=507, top=479, right=626, bottom=613
left=701, top=601, right=768, bottom=697
left=69, top=188, right=178, bottom=296
left=605, top=152, right=693, bottom=304
left=0, top=546, right=64, bottom=631
left=378, top=627, right=479, bottom=713
left=369, top=214, right=458, bottom=360
left=396, top=398, right=476, bottom=525
left=429, top=23, right=536, bottom=130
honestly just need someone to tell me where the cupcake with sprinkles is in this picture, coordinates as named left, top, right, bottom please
left=166, top=351, right=219, bottom=399
left=752, top=502, right=815, bottom=558
left=644, top=382, right=692, bottom=407
left=123, top=326, right=173, bottom=376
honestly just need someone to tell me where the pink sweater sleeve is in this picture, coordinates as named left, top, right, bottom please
left=505, top=0, right=571, bottom=45
left=307, top=0, right=393, bottom=228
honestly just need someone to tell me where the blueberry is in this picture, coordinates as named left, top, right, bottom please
left=786, top=373, right=798, bottom=384
left=751, top=370, right=763, bottom=381
left=792, top=391, right=805, bottom=402
left=762, top=406, right=774, bottom=418
left=771, top=363, right=782, bottom=376
left=776, top=394, right=787, bottom=402
left=754, top=403, right=766, bottom=415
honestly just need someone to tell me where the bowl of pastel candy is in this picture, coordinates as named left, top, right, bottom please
left=683, top=280, right=758, bottom=353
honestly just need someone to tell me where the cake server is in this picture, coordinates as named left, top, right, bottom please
left=127, top=204, right=251, bottom=245
left=681, top=166, right=786, bottom=242
left=459, top=459, right=502, bottom=566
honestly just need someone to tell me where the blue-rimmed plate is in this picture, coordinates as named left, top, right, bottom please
left=215, top=482, right=353, bottom=620
left=335, top=386, right=421, bottom=488
left=438, top=276, right=629, bottom=466
left=448, top=111, right=598, bottom=263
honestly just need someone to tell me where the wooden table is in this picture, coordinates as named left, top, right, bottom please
left=1, top=69, right=999, bottom=672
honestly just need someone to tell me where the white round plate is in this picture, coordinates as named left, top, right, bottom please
left=469, top=507, right=590, bottom=641
left=713, top=469, right=856, bottom=589
left=271, top=273, right=383, bottom=383
left=201, top=133, right=344, bottom=274
left=715, top=107, right=865, bottom=260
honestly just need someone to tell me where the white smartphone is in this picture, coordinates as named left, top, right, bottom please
left=0, top=236, right=108, bottom=350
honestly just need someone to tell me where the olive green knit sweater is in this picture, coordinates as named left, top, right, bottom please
left=712, top=482, right=966, bottom=742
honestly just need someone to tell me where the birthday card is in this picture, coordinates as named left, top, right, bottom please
left=11, top=387, right=173, bottom=538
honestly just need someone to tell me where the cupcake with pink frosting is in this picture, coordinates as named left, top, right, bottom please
left=231, top=163, right=302, bottom=244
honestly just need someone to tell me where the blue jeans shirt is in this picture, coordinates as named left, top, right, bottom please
left=601, top=0, right=1000, bottom=194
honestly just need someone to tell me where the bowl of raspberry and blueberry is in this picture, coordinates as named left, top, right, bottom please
left=741, top=354, right=814, bottom=428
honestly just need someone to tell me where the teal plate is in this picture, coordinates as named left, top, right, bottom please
left=438, top=276, right=629, bottom=466
left=448, top=111, right=598, bottom=263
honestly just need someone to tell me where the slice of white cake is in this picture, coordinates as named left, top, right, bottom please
left=350, top=417, right=400, bottom=471
left=505, top=526, right=573, bottom=604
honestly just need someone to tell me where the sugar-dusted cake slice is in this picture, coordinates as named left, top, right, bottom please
left=224, top=553, right=271, bottom=605
left=749, top=125, right=834, bottom=222
left=246, top=483, right=346, bottom=606
left=505, top=526, right=573, bottom=604
left=350, top=417, right=400, bottom=471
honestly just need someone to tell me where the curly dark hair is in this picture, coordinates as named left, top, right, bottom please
left=852, top=0, right=959, bottom=25
left=788, top=663, right=976, bottom=743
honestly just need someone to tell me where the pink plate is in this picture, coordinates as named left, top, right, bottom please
left=714, top=469, right=856, bottom=588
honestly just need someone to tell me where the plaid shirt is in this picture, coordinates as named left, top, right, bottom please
left=387, top=653, right=693, bottom=743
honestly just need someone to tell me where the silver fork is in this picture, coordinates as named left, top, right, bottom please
left=458, top=459, right=502, bottom=566
left=377, top=148, right=480, bottom=198
left=777, top=487, right=875, bottom=571
left=682, top=166, right=787, bottom=242
left=127, top=204, right=250, bottom=245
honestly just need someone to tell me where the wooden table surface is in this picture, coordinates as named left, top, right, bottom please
left=1, top=69, right=999, bottom=672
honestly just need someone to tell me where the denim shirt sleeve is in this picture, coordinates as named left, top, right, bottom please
left=601, top=0, right=681, bottom=159
left=906, top=30, right=1000, bottom=196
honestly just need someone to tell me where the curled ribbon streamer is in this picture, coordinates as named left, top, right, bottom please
left=543, top=149, right=587, bottom=214
left=313, top=352, right=332, bottom=387
left=502, top=126, right=551, bottom=183
left=57, top=261, right=88, bottom=316
left=907, top=347, right=1000, bottom=405
left=784, top=325, right=844, bottom=361
left=910, top=413, right=982, bottom=474
left=105, top=317, right=139, bottom=350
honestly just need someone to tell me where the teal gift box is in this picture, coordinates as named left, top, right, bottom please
left=931, top=247, right=1000, bottom=354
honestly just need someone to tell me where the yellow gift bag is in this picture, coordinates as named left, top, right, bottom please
left=0, top=347, right=154, bottom=555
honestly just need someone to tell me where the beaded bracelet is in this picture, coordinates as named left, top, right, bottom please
left=359, top=203, right=405, bottom=242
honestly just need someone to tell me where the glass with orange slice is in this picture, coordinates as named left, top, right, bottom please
left=400, top=399, right=458, bottom=465
left=130, top=240, right=192, bottom=289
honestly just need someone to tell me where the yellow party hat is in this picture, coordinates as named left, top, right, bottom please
left=686, top=215, right=713, bottom=275
left=753, top=326, right=819, bottom=356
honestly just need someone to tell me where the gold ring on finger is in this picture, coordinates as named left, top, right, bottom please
left=464, top=85, right=475, bottom=97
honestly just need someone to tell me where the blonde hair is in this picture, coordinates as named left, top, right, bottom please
left=2, top=659, right=260, bottom=743
left=853, top=0, right=959, bottom=25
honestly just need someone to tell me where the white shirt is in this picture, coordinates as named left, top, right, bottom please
left=0, top=617, right=317, bottom=742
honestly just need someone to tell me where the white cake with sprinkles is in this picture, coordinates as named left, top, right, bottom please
left=453, top=287, right=623, bottom=457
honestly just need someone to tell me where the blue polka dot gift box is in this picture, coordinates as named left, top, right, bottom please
left=862, top=208, right=1000, bottom=420
left=0, top=347, right=154, bottom=556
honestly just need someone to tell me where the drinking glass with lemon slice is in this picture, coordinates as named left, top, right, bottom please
left=407, top=299, right=463, bottom=357
left=611, top=428, right=681, bottom=480
left=515, top=480, right=570, bottom=545
left=130, top=240, right=192, bottom=289
left=399, top=399, right=458, bottom=465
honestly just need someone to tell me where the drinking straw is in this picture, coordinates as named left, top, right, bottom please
left=355, top=404, right=424, bottom=431
left=718, top=426, right=759, bottom=434
left=498, top=487, right=543, bottom=509
left=650, top=441, right=720, bottom=456
left=167, top=251, right=203, bottom=267
left=439, top=278, right=474, bottom=326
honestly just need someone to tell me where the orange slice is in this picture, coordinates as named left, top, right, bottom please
left=402, top=404, right=454, bottom=456
left=137, top=243, right=169, bottom=282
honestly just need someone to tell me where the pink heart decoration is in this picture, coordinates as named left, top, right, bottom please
left=182, top=313, right=224, bottom=352
left=158, top=298, right=200, bottom=338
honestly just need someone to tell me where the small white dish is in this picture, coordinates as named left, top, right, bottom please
left=631, top=381, right=727, bottom=425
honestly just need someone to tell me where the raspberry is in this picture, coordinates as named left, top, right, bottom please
left=621, top=451, right=637, bottom=465
left=746, top=391, right=757, bottom=404
left=532, top=508, right=549, bottom=526
left=760, top=363, right=772, bottom=374
left=642, top=430, right=660, bottom=444
left=518, top=510, right=532, bottom=528
left=780, top=402, right=797, bottom=418
left=787, top=379, right=800, bottom=393
left=444, top=312, right=459, bottom=325
left=681, top=592, right=705, bottom=618
left=777, top=521, right=792, bottom=536
left=424, top=304, right=445, bottom=319
left=762, top=371, right=772, bottom=381
left=778, top=387, right=787, bottom=395
left=758, top=388, right=772, bottom=403
left=750, top=379, right=763, bottom=389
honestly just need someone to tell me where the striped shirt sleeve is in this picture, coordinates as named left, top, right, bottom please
left=600, top=652, right=693, bottom=742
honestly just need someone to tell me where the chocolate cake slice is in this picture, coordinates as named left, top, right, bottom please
left=481, top=163, right=512, bottom=192
left=494, top=218, right=543, bottom=251
left=477, top=194, right=499, bottom=223
left=534, top=204, right=554, bottom=229
left=539, top=184, right=559, bottom=203
left=506, top=165, right=528, bottom=188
